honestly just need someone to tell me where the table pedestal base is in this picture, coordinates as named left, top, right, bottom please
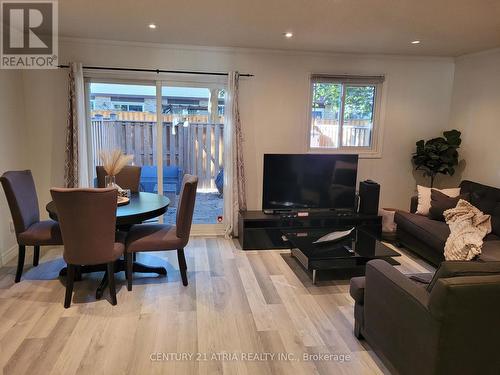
left=59, top=259, right=167, bottom=299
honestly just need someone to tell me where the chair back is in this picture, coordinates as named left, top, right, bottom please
left=50, top=188, right=118, bottom=265
left=176, top=174, right=198, bottom=240
left=0, top=170, right=40, bottom=235
left=96, top=165, right=141, bottom=192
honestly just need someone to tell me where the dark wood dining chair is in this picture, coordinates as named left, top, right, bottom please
left=0, top=170, right=63, bottom=282
left=124, top=174, right=198, bottom=290
left=50, top=187, right=125, bottom=308
left=96, top=165, right=142, bottom=192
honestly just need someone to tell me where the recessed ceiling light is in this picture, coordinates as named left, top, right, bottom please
left=283, top=32, right=293, bottom=38
left=411, top=40, right=421, bottom=44
left=149, top=23, right=157, bottom=29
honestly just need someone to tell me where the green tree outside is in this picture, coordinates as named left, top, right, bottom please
left=312, top=83, right=375, bottom=120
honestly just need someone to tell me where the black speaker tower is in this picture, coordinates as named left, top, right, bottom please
left=359, top=180, right=380, bottom=215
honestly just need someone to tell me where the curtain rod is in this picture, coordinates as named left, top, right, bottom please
left=57, top=64, right=254, bottom=77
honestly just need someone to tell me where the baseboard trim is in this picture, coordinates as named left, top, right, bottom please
left=190, top=224, right=226, bottom=237
left=190, top=228, right=226, bottom=237
left=1, top=244, right=17, bottom=266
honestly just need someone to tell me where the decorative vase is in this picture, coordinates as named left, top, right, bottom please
left=105, top=175, right=116, bottom=188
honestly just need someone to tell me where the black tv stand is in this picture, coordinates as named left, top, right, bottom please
left=238, top=210, right=381, bottom=250
left=263, top=209, right=294, bottom=215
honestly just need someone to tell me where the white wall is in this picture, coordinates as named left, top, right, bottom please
left=21, top=39, right=455, bottom=215
left=449, top=48, right=500, bottom=187
left=0, top=70, right=28, bottom=263
left=22, top=70, right=68, bottom=210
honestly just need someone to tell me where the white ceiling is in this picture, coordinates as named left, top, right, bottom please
left=59, top=0, right=500, bottom=57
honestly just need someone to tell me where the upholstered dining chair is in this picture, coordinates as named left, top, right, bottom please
left=50, top=187, right=125, bottom=308
left=96, top=165, right=142, bottom=192
left=1, top=170, right=63, bottom=282
left=124, top=174, right=198, bottom=290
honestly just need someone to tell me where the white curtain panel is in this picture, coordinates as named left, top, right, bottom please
left=224, top=72, right=247, bottom=237
left=64, top=62, right=89, bottom=187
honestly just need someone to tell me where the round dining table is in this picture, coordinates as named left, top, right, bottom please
left=46, top=192, right=170, bottom=299
left=46, top=192, right=170, bottom=226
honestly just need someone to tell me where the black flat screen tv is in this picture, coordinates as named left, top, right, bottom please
left=262, top=154, right=358, bottom=211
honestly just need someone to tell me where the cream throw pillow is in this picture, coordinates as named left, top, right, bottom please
left=416, top=185, right=461, bottom=216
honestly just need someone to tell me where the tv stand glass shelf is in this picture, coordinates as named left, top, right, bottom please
left=283, top=227, right=400, bottom=284
left=238, top=210, right=381, bottom=250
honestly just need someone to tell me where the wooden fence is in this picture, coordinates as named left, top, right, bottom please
left=312, top=121, right=372, bottom=148
left=91, top=110, right=224, bottom=124
left=90, top=120, right=224, bottom=189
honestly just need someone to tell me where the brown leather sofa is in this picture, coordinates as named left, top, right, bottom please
left=395, top=180, right=500, bottom=265
left=350, top=259, right=500, bottom=375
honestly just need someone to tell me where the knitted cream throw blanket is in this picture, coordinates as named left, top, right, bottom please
left=443, top=199, right=491, bottom=261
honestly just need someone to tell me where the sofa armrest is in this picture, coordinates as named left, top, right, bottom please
left=349, top=276, right=366, bottom=305
left=363, top=260, right=439, bottom=374
left=410, top=195, right=418, bottom=213
left=365, top=259, right=430, bottom=309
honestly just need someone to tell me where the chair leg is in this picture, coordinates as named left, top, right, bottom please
left=107, top=262, right=117, bottom=305
left=15, top=245, right=26, bottom=283
left=177, top=248, right=188, bottom=286
left=64, top=264, right=75, bottom=308
left=33, top=245, right=40, bottom=267
left=126, top=252, right=133, bottom=291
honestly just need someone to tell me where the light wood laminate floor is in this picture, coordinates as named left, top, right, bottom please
left=0, top=238, right=433, bottom=375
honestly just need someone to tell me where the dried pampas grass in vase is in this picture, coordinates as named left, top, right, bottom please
left=99, top=149, right=134, bottom=188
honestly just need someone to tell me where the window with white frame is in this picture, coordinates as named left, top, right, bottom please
left=309, top=75, right=384, bottom=153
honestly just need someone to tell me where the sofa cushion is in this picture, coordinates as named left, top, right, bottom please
left=470, top=195, right=500, bottom=236
left=460, top=180, right=500, bottom=236
left=395, top=211, right=450, bottom=252
left=485, top=233, right=500, bottom=241
left=477, top=241, right=500, bottom=262
left=416, top=185, right=461, bottom=216
left=429, top=190, right=469, bottom=222
left=427, top=261, right=500, bottom=292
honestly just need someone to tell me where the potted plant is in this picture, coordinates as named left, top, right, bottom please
left=412, top=129, right=461, bottom=188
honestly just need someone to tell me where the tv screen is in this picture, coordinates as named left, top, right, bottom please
left=262, top=154, right=358, bottom=211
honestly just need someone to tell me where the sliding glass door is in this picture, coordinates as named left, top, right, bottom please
left=86, top=78, right=226, bottom=233
left=159, top=84, right=225, bottom=227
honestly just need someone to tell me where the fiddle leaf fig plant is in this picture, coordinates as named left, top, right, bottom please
left=412, top=129, right=462, bottom=188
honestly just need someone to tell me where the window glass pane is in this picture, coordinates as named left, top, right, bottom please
left=89, top=82, right=157, bottom=185
left=160, top=85, right=225, bottom=225
left=342, top=85, right=375, bottom=147
left=128, top=104, right=143, bottom=111
left=310, top=82, right=342, bottom=148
